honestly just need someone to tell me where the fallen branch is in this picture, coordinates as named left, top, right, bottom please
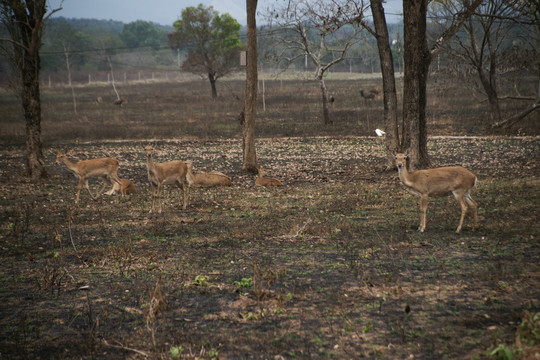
left=492, top=100, right=540, bottom=129
left=101, top=338, right=149, bottom=358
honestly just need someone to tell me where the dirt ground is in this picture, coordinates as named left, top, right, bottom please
left=1, top=134, right=539, bottom=359
left=1, top=74, right=540, bottom=359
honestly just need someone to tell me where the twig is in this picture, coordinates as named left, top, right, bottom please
left=101, top=338, right=149, bottom=358
left=68, top=215, right=77, bottom=252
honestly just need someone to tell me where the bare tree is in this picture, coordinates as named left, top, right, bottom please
left=266, top=0, right=367, bottom=125
left=360, top=0, right=482, bottom=169
left=365, top=0, right=400, bottom=169
left=242, top=0, right=258, bottom=172
left=433, top=0, right=522, bottom=124
left=0, top=0, right=63, bottom=179
left=491, top=0, right=540, bottom=129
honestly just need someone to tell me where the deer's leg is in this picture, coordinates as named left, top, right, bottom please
left=176, top=180, right=188, bottom=210
left=85, top=179, right=98, bottom=200
left=98, top=177, right=109, bottom=196
left=455, top=193, right=468, bottom=233
left=104, top=182, right=116, bottom=196
left=76, top=178, right=84, bottom=203
left=111, top=174, right=123, bottom=199
left=157, top=183, right=163, bottom=213
left=418, top=195, right=428, bottom=232
left=149, top=183, right=157, bottom=213
left=465, top=192, right=478, bottom=230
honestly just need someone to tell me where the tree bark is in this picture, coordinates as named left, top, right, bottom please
left=403, top=0, right=430, bottom=170
left=23, top=66, right=46, bottom=180
left=209, top=72, right=218, bottom=99
left=319, top=77, right=332, bottom=125
left=370, top=0, right=400, bottom=169
left=4, top=0, right=49, bottom=179
left=477, top=58, right=502, bottom=123
left=242, top=0, right=258, bottom=172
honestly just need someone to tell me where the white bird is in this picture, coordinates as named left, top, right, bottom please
left=375, top=129, right=386, bottom=137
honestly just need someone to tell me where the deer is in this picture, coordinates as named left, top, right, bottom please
left=56, top=151, right=123, bottom=203
left=113, top=98, right=124, bottom=107
left=105, top=178, right=136, bottom=196
left=185, top=161, right=232, bottom=187
left=144, top=145, right=188, bottom=213
left=394, top=153, right=478, bottom=233
left=255, top=167, right=283, bottom=187
left=369, top=87, right=382, bottom=96
left=360, top=89, right=376, bottom=100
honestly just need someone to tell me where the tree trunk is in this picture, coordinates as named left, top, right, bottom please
left=23, top=67, right=46, bottom=180
left=403, top=0, right=430, bottom=170
left=370, top=0, right=400, bottom=169
left=11, top=1, right=48, bottom=180
left=319, top=76, right=332, bottom=125
left=242, top=0, right=258, bottom=172
left=478, top=62, right=502, bottom=123
left=64, top=43, right=78, bottom=115
left=209, top=72, right=218, bottom=99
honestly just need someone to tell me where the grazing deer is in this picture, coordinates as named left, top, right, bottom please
left=394, top=153, right=478, bottom=233
left=56, top=151, right=122, bottom=203
left=105, top=178, right=136, bottom=196
left=255, top=167, right=283, bottom=187
left=144, top=145, right=188, bottom=213
left=360, top=90, right=375, bottom=100
left=185, top=161, right=232, bottom=187
left=369, top=87, right=382, bottom=96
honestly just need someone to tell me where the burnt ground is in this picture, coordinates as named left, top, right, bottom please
left=0, top=135, right=539, bottom=359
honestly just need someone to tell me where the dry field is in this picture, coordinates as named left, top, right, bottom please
left=0, top=74, right=539, bottom=359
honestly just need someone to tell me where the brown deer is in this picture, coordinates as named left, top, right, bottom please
left=394, top=153, right=478, bottom=233
left=369, top=87, right=382, bottom=96
left=185, top=161, right=232, bottom=187
left=360, top=89, right=375, bottom=100
left=56, top=151, right=122, bottom=203
left=255, top=167, right=283, bottom=187
left=144, top=145, right=188, bottom=213
left=105, top=178, right=136, bottom=196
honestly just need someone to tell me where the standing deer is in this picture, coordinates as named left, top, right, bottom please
left=185, top=161, right=232, bottom=187
left=394, top=153, right=478, bottom=233
left=56, top=151, right=122, bottom=203
left=105, top=178, right=136, bottom=196
left=144, top=145, right=188, bottom=213
left=255, top=167, right=283, bottom=187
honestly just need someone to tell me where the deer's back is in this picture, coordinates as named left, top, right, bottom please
left=409, top=166, right=476, bottom=196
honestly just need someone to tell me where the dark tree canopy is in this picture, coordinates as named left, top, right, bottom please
left=120, top=20, right=166, bottom=50
left=168, top=4, right=244, bottom=98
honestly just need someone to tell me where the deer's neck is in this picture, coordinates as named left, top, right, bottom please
left=186, top=167, right=195, bottom=182
left=398, top=166, right=416, bottom=189
left=62, top=157, right=79, bottom=173
left=147, top=155, right=157, bottom=177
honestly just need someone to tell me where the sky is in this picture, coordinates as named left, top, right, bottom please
left=48, top=0, right=403, bottom=27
